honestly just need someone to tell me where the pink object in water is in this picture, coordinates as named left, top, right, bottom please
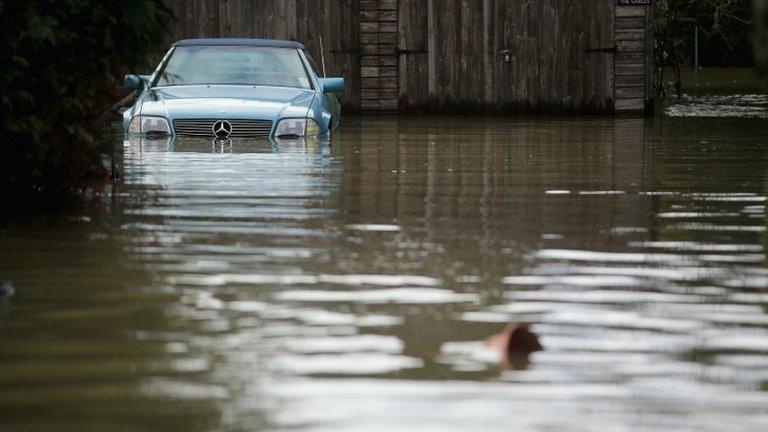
left=487, top=323, right=543, bottom=359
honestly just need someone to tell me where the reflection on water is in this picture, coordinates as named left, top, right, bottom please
left=665, top=94, right=768, bottom=118
left=2, top=116, right=768, bottom=431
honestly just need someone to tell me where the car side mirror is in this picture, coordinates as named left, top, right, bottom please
left=319, top=77, right=345, bottom=93
left=123, top=74, right=150, bottom=90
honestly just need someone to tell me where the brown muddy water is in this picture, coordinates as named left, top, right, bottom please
left=2, top=107, right=768, bottom=431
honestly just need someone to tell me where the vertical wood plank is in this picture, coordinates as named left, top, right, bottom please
left=482, top=0, right=491, bottom=108
left=275, top=0, right=286, bottom=39
left=427, top=0, right=436, bottom=99
left=645, top=3, right=654, bottom=111
left=286, top=0, right=296, bottom=41
left=397, top=0, right=408, bottom=104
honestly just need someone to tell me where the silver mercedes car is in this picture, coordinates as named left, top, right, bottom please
left=122, top=38, right=345, bottom=140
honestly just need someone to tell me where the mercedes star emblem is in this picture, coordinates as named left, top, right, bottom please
left=212, top=120, right=232, bottom=138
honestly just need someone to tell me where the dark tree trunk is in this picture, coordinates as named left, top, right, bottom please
left=756, top=0, right=768, bottom=79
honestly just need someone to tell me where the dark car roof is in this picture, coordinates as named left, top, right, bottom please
left=172, top=38, right=305, bottom=49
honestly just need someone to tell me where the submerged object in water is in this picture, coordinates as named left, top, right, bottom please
left=487, top=323, right=543, bottom=358
left=0, top=281, right=15, bottom=300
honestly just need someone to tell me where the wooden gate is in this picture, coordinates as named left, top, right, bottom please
left=398, top=0, right=617, bottom=113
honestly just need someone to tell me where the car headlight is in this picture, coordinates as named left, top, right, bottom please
left=275, top=118, right=320, bottom=138
left=128, top=115, right=170, bottom=136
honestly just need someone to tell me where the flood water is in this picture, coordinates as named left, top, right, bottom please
left=2, top=111, right=768, bottom=431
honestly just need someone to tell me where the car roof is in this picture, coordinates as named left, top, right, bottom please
left=172, top=38, right=305, bottom=49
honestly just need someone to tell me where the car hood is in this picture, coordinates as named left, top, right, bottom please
left=137, top=85, right=315, bottom=120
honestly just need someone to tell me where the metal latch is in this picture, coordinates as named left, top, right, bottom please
left=499, top=49, right=511, bottom=63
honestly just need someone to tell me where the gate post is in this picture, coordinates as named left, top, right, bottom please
left=615, top=1, right=654, bottom=114
left=360, top=0, right=399, bottom=112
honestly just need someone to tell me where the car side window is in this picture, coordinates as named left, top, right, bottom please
left=305, top=51, right=322, bottom=77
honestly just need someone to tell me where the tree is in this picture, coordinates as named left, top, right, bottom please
left=654, top=0, right=754, bottom=96
left=0, top=0, right=172, bottom=213
left=756, top=0, right=768, bottom=78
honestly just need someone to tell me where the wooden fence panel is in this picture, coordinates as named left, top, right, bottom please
left=397, top=0, right=429, bottom=110
left=399, top=0, right=616, bottom=113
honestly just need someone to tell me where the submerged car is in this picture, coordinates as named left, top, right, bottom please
left=122, top=38, right=344, bottom=139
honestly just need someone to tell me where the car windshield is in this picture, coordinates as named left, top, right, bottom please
left=155, top=46, right=312, bottom=89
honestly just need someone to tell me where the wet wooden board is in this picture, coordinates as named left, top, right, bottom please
left=614, top=4, right=652, bottom=113
left=358, top=0, right=398, bottom=112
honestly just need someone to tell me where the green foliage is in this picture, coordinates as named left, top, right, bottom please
left=0, top=0, right=172, bottom=210
left=654, top=0, right=754, bottom=95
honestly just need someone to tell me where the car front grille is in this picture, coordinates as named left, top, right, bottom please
left=172, top=119, right=273, bottom=137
